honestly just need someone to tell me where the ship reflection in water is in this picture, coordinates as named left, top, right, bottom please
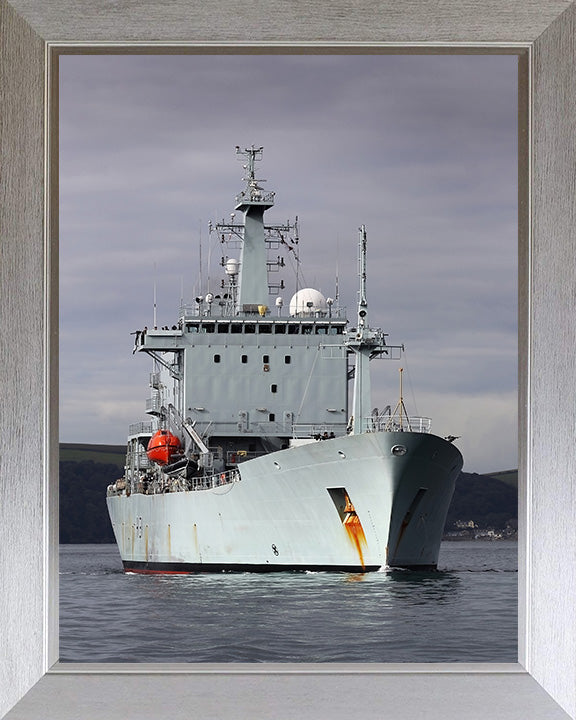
left=60, top=541, right=517, bottom=663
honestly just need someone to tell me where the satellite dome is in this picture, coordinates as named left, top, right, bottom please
left=289, top=288, right=328, bottom=317
left=225, top=258, right=239, bottom=276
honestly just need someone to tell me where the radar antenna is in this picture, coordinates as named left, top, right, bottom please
left=236, top=145, right=265, bottom=184
left=357, top=224, right=368, bottom=335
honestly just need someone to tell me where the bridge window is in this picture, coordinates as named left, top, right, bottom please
left=187, top=323, right=199, bottom=333
left=217, top=324, right=229, bottom=333
left=316, top=325, right=328, bottom=334
left=302, top=325, right=313, bottom=335
left=200, top=323, right=215, bottom=333
left=259, top=324, right=272, bottom=334
left=245, top=324, right=256, bottom=334
left=274, top=324, right=286, bottom=334
left=288, top=325, right=299, bottom=335
left=231, top=324, right=242, bottom=334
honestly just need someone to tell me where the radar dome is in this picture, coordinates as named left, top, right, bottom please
left=289, top=288, right=328, bottom=317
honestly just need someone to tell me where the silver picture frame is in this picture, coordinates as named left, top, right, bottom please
left=1, top=1, right=575, bottom=718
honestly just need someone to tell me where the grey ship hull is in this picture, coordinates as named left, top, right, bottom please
left=107, top=430, right=462, bottom=573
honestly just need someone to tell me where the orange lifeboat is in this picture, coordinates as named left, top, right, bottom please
left=146, top=430, right=182, bottom=466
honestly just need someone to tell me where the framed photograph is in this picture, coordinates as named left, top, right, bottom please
left=57, top=53, right=518, bottom=664
left=1, top=2, right=575, bottom=719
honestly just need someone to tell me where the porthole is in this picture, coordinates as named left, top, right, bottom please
left=391, top=444, right=407, bottom=457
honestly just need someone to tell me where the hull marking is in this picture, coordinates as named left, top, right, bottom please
left=392, top=487, right=428, bottom=557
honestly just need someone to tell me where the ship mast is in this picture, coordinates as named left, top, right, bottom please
left=212, top=147, right=299, bottom=317
left=234, top=145, right=275, bottom=310
left=347, top=226, right=392, bottom=434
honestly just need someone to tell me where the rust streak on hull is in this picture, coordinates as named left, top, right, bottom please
left=343, top=512, right=367, bottom=570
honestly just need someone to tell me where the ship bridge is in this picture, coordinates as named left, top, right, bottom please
left=136, top=313, right=350, bottom=442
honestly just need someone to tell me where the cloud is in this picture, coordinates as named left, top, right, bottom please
left=399, top=390, right=518, bottom=474
left=59, top=54, right=518, bottom=472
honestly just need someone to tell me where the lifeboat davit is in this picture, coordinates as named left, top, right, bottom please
left=146, top=430, right=182, bottom=466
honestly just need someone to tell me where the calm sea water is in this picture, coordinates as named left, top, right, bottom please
left=59, top=541, right=517, bottom=663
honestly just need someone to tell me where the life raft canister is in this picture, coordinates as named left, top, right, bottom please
left=146, top=430, right=182, bottom=466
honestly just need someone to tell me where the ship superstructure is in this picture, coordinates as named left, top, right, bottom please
left=107, top=146, right=463, bottom=572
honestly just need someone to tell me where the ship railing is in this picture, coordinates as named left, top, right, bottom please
left=187, top=468, right=241, bottom=491
left=180, top=303, right=196, bottom=320
left=235, top=188, right=275, bottom=205
left=146, top=395, right=162, bottom=414
left=367, top=415, right=432, bottom=433
left=226, top=450, right=263, bottom=465
left=291, top=423, right=346, bottom=439
left=128, top=421, right=154, bottom=436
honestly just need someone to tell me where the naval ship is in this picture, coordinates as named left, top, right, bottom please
left=106, top=146, right=463, bottom=573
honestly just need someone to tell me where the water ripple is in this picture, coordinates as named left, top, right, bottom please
left=59, top=541, right=517, bottom=663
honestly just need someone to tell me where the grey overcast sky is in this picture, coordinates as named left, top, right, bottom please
left=59, top=54, right=517, bottom=474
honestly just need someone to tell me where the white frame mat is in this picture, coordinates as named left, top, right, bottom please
left=1, top=2, right=575, bottom=718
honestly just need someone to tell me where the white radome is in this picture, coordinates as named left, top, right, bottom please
left=289, top=288, right=328, bottom=316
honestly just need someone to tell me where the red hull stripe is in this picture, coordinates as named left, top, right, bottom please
left=122, top=560, right=384, bottom=574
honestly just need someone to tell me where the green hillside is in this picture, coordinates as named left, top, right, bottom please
left=446, top=471, right=517, bottom=533
left=59, top=444, right=125, bottom=543
left=484, top=469, right=518, bottom=488
left=60, top=442, right=125, bottom=468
